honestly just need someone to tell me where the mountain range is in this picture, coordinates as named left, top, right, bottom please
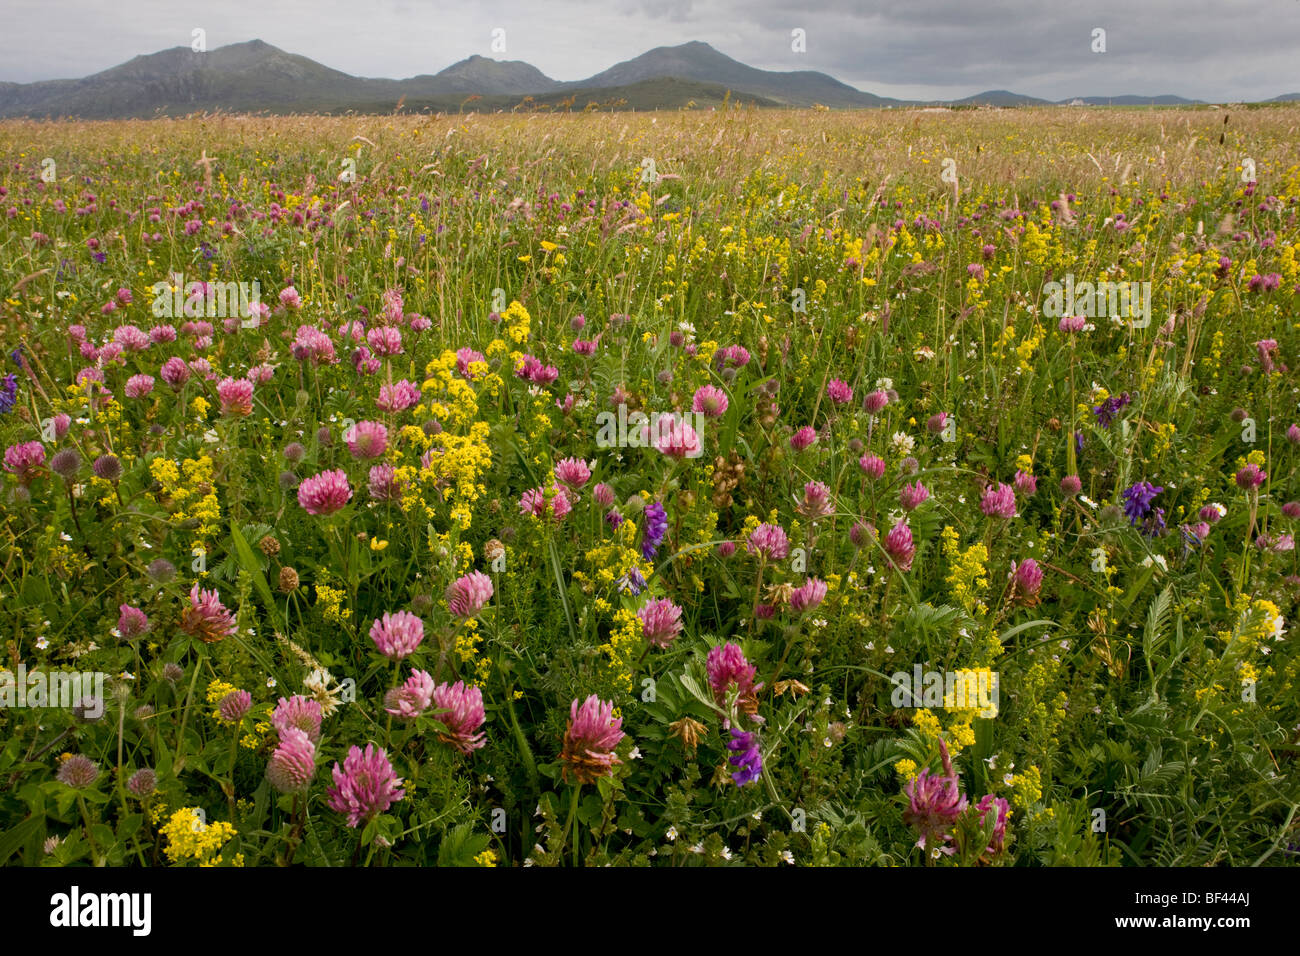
left=0, top=39, right=1290, bottom=119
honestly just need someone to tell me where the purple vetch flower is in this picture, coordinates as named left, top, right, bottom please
left=1121, top=481, right=1163, bottom=525
left=726, top=727, right=763, bottom=786
left=641, top=501, right=668, bottom=561
left=0, top=373, right=18, bottom=414
left=1092, top=392, right=1132, bottom=428
left=616, top=566, right=647, bottom=596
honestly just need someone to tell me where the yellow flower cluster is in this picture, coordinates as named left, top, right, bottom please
left=315, top=584, right=350, bottom=624
left=160, top=807, right=242, bottom=866
left=1008, top=766, right=1042, bottom=810
left=149, top=455, right=221, bottom=543
left=502, top=300, right=531, bottom=344
left=941, top=527, right=989, bottom=615
left=454, top=618, right=492, bottom=683
left=422, top=349, right=482, bottom=429
left=421, top=422, right=493, bottom=531
left=599, top=608, right=641, bottom=694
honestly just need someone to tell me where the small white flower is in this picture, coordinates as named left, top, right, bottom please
left=628, top=746, right=642, bottom=760
left=780, top=850, right=794, bottom=864
left=266, top=677, right=277, bottom=689
left=1003, top=772, right=1015, bottom=785
left=60, top=532, right=72, bottom=542
left=35, top=637, right=49, bottom=650
left=665, top=826, right=678, bottom=841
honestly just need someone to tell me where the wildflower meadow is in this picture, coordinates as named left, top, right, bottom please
left=2, top=106, right=1299, bottom=869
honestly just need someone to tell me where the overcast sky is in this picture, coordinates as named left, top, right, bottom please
left=2, top=0, right=1297, bottom=101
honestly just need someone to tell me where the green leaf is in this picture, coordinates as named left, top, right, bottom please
left=436, top=822, right=491, bottom=867
left=0, top=814, right=43, bottom=864
left=229, top=520, right=283, bottom=632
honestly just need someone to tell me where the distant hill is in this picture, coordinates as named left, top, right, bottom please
left=0, top=38, right=1280, bottom=117
left=563, top=40, right=899, bottom=108
left=951, top=90, right=1052, bottom=107
left=1062, top=94, right=1202, bottom=106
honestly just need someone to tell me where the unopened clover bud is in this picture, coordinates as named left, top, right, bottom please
left=126, top=767, right=157, bottom=797
left=259, top=534, right=281, bottom=557
left=50, top=448, right=81, bottom=480
left=93, top=454, right=122, bottom=481
left=278, top=567, right=300, bottom=592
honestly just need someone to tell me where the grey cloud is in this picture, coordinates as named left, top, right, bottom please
left=0, top=0, right=1295, bottom=101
